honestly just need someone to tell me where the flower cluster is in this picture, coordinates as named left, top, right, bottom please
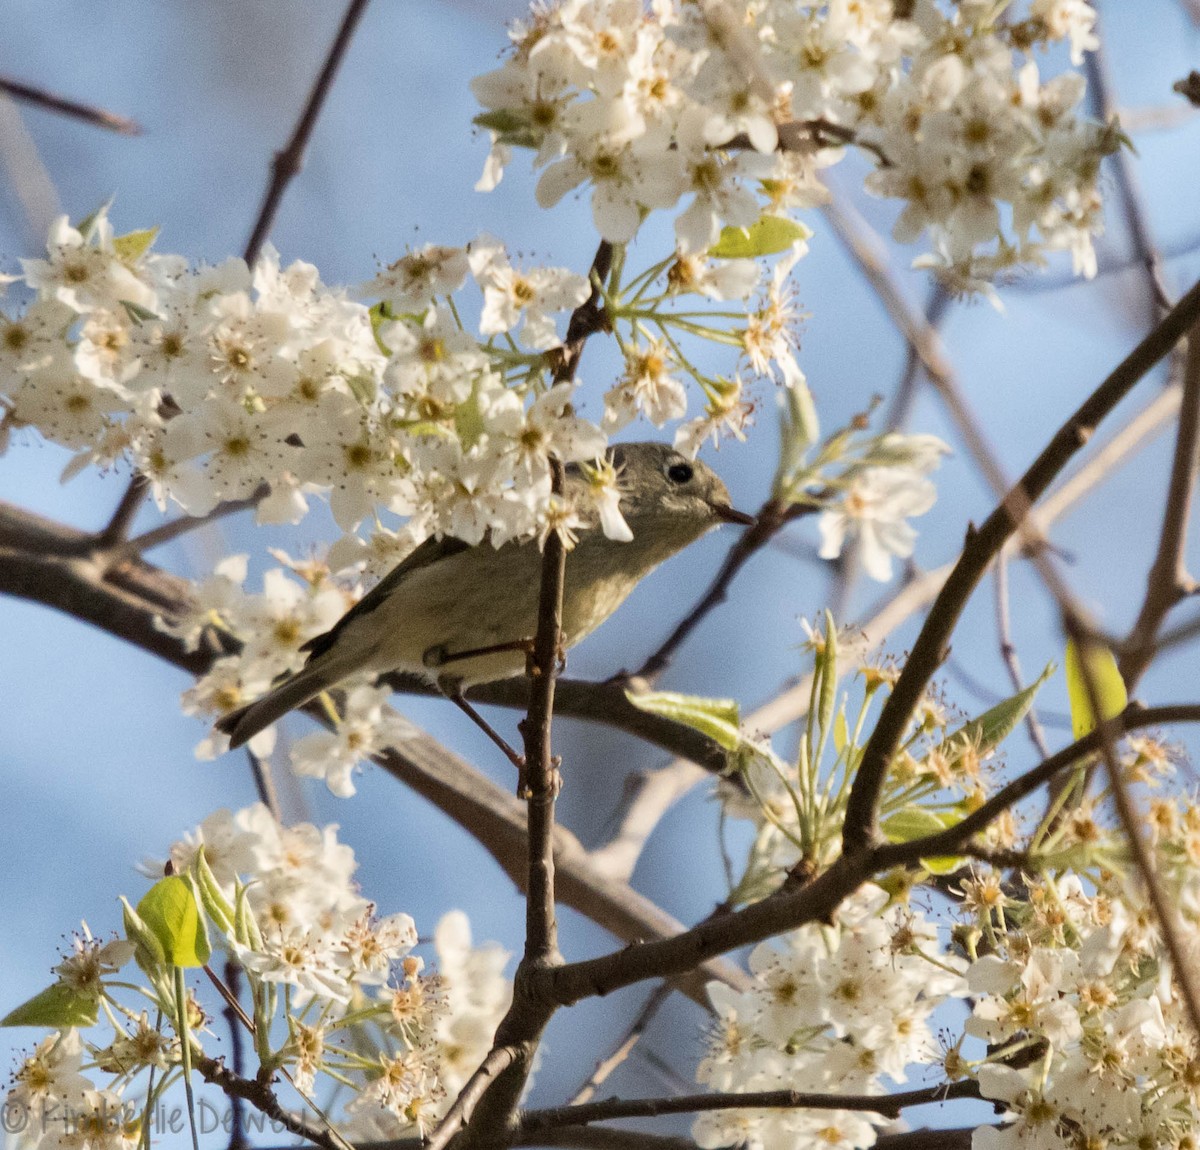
left=169, top=549, right=420, bottom=787
left=475, top=0, right=1112, bottom=286
left=0, top=210, right=615, bottom=564
left=4, top=804, right=514, bottom=1148
left=695, top=885, right=967, bottom=1150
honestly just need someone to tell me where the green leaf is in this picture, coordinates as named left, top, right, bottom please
left=816, top=609, right=838, bottom=745
left=1065, top=638, right=1127, bottom=740
left=625, top=690, right=742, bottom=751
left=943, top=663, right=1054, bottom=758
left=1, top=983, right=99, bottom=1028
left=75, top=197, right=115, bottom=242
left=112, top=226, right=158, bottom=263
left=709, top=215, right=812, bottom=259
left=881, top=806, right=954, bottom=844
left=471, top=110, right=542, bottom=149
left=119, top=300, right=160, bottom=325
left=919, top=853, right=966, bottom=876
left=834, top=707, right=849, bottom=754
left=136, top=876, right=211, bottom=968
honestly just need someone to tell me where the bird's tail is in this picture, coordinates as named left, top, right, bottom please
left=216, top=661, right=346, bottom=750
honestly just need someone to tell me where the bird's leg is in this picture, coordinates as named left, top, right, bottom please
left=436, top=674, right=526, bottom=777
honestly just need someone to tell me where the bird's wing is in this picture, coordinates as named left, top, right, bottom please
left=300, top=534, right=472, bottom=661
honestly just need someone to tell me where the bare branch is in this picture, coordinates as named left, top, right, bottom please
left=1084, top=30, right=1172, bottom=313
left=569, top=980, right=674, bottom=1104
left=0, top=74, right=141, bottom=135
left=520, top=1081, right=980, bottom=1134
left=243, top=0, right=372, bottom=266
left=1120, top=321, right=1200, bottom=686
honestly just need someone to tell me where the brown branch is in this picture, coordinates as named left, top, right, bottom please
left=569, top=980, right=674, bottom=1104
left=194, top=1056, right=338, bottom=1150
left=994, top=553, right=1051, bottom=759
left=424, top=1046, right=520, bottom=1150
left=519, top=1080, right=980, bottom=1134
left=1084, top=28, right=1172, bottom=314
left=1067, top=627, right=1200, bottom=1040
left=521, top=456, right=568, bottom=964
left=840, top=273, right=1200, bottom=854
left=0, top=74, right=141, bottom=135
left=243, top=0, right=372, bottom=267
left=1120, top=320, right=1200, bottom=687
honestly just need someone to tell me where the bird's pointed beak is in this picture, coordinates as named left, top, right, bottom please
left=711, top=501, right=757, bottom=526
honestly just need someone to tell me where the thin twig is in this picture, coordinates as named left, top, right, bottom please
left=873, top=703, right=1200, bottom=868
left=96, top=474, right=150, bottom=547
left=520, top=1080, right=980, bottom=1134
left=569, top=981, right=675, bottom=1105
left=114, top=485, right=270, bottom=559
left=521, top=456, right=568, bottom=962
left=1120, top=320, right=1200, bottom=687
left=243, top=0, right=372, bottom=266
left=1084, top=31, right=1172, bottom=314
left=221, top=962, right=249, bottom=1150
left=829, top=282, right=951, bottom=622
left=994, top=553, right=1051, bottom=758
left=0, top=74, right=141, bottom=135
left=822, top=195, right=1012, bottom=503
left=246, top=747, right=282, bottom=823
left=1067, top=623, right=1200, bottom=1039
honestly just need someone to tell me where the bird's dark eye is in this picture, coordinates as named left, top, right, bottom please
left=666, top=461, right=694, bottom=484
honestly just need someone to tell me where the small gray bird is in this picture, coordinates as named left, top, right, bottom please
left=217, top=441, right=753, bottom=749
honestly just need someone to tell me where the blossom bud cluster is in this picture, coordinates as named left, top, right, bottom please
left=475, top=0, right=1111, bottom=286
left=4, top=805, right=513, bottom=1147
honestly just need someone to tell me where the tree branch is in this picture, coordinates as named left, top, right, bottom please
left=840, top=273, right=1200, bottom=854
left=243, top=0, right=372, bottom=266
left=1120, top=319, right=1200, bottom=687
left=519, top=1081, right=980, bottom=1135
left=0, top=74, right=141, bottom=135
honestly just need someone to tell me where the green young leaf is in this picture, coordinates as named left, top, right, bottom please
left=136, top=876, right=211, bottom=968
left=625, top=690, right=742, bottom=751
left=881, top=806, right=955, bottom=844
left=919, top=853, right=966, bottom=876
left=75, top=197, right=115, bottom=242
left=773, top=377, right=820, bottom=494
left=471, top=110, right=541, bottom=149
left=1065, top=638, right=1128, bottom=740
left=112, top=226, right=159, bottom=263
left=192, top=847, right=234, bottom=936
left=1, top=983, right=99, bottom=1028
left=816, top=609, right=838, bottom=745
left=122, top=895, right=166, bottom=975
left=709, top=216, right=812, bottom=259
left=943, top=662, right=1054, bottom=758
